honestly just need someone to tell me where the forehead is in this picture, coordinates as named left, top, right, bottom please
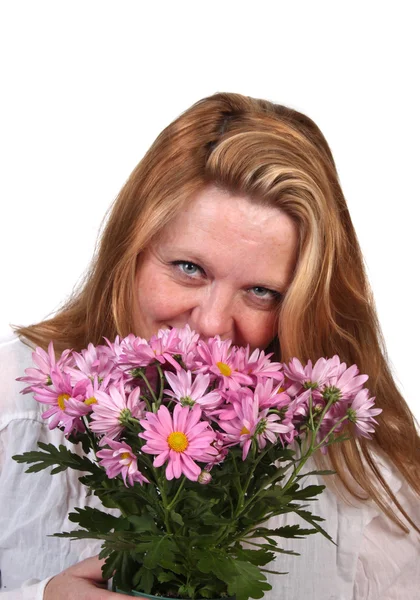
left=154, top=187, right=298, bottom=287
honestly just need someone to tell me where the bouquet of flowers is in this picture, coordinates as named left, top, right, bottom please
left=13, top=326, right=381, bottom=600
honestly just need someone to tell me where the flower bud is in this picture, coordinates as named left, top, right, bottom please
left=198, top=470, right=212, bottom=485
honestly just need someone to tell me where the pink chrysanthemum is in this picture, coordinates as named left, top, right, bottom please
left=253, top=379, right=291, bottom=410
left=33, top=369, right=88, bottom=434
left=64, top=376, right=110, bottom=418
left=165, top=369, right=222, bottom=410
left=218, top=395, right=295, bottom=460
left=322, top=363, right=369, bottom=403
left=139, top=404, right=218, bottom=481
left=346, top=389, right=382, bottom=438
left=17, top=342, right=73, bottom=394
left=97, top=438, right=149, bottom=486
left=69, top=343, right=120, bottom=385
left=176, top=325, right=200, bottom=369
left=117, top=329, right=181, bottom=371
left=283, top=356, right=341, bottom=397
left=238, top=347, right=284, bottom=383
left=90, top=383, right=145, bottom=439
left=195, top=336, right=253, bottom=390
left=117, top=334, right=157, bottom=368
left=205, top=432, right=230, bottom=470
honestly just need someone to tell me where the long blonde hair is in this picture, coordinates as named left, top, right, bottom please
left=16, top=92, right=420, bottom=533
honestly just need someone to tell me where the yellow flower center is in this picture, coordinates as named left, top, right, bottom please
left=57, top=393, right=70, bottom=410
left=240, top=426, right=250, bottom=436
left=167, top=431, right=189, bottom=452
left=84, top=396, right=97, bottom=405
left=216, top=362, right=232, bottom=377
left=121, top=452, right=131, bottom=461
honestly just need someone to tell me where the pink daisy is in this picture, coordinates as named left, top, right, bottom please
left=33, top=369, right=88, bottom=434
left=238, top=347, right=284, bottom=383
left=218, top=395, right=294, bottom=460
left=322, top=363, right=369, bottom=403
left=117, top=334, right=156, bottom=369
left=253, top=379, right=291, bottom=410
left=195, top=336, right=253, bottom=390
left=17, top=342, right=73, bottom=394
left=283, top=356, right=341, bottom=396
left=64, top=375, right=110, bottom=418
left=176, top=325, right=200, bottom=369
left=97, top=438, right=149, bottom=487
left=69, top=343, right=120, bottom=385
left=139, top=404, right=218, bottom=481
left=346, top=389, right=382, bottom=438
left=90, top=383, right=145, bottom=439
left=117, top=329, right=181, bottom=371
left=205, top=432, right=230, bottom=470
left=164, top=369, right=222, bottom=411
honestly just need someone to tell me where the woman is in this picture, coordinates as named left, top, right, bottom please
left=1, top=92, right=419, bottom=599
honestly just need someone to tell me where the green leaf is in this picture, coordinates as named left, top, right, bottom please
left=197, top=588, right=217, bottom=599
left=101, top=550, right=123, bottom=581
left=197, top=552, right=236, bottom=581
left=12, top=442, right=101, bottom=475
left=242, top=542, right=299, bottom=556
left=227, top=561, right=271, bottom=600
left=178, top=584, right=196, bottom=598
left=53, top=529, right=110, bottom=541
left=289, top=484, right=325, bottom=501
left=128, top=514, right=158, bottom=533
left=66, top=430, right=92, bottom=455
left=233, top=547, right=276, bottom=566
left=295, top=469, right=336, bottom=480
left=134, top=567, right=154, bottom=594
left=69, top=506, right=128, bottom=533
left=248, top=524, right=319, bottom=539
left=170, top=511, right=184, bottom=526
left=294, top=508, right=336, bottom=544
left=157, top=572, right=179, bottom=583
left=143, top=536, right=175, bottom=570
left=197, top=551, right=271, bottom=600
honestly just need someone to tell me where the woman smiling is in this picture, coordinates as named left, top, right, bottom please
left=1, top=92, right=419, bottom=599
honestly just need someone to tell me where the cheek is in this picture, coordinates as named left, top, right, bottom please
left=237, top=310, right=278, bottom=350
left=134, top=268, right=192, bottom=327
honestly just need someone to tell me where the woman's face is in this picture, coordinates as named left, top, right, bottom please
left=133, top=186, right=298, bottom=350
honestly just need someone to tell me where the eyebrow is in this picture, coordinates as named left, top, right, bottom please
left=158, top=245, right=290, bottom=294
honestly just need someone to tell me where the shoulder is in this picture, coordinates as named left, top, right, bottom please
left=353, top=453, right=420, bottom=598
left=0, top=329, right=41, bottom=427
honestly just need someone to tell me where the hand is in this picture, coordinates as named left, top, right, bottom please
left=44, top=555, right=126, bottom=599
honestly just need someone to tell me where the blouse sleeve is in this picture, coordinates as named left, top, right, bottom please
left=353, top=460, right=420, bottom=599
left=0, top=577, right=52, bottom=599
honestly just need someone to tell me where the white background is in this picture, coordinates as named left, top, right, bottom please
left=0, top=2, right=418, bottom=420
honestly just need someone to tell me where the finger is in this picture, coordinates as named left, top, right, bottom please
left=69, top=555, right=107, bottom=581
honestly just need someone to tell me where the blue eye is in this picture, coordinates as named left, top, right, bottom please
left=173, top=261, right=202, bottom=277
left=250, top=287, right=282, bottom=303
left=252, top=287, right=270, bottom=297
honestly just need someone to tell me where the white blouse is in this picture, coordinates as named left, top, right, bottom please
left=0, top=333, right=419, bottom=599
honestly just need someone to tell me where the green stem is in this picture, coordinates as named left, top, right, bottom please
left=82, top=416, right=99, bottom=456
left=137, top=370, right=158, bottom=408
left=308, top=392, right=315, bottom=431
left=167, top=476, right=186, bottom=511
left=313, top=415, right=349, bottom=450
left=234, top=443, right=270, bottom=517
left=156, top=363, right=165, bottom=406
left=155, top=470, right=173, bottom=534
left=237, top=435, right=312, bottom=518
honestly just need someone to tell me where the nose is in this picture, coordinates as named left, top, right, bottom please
left=188, top=285, right=235, bottom=341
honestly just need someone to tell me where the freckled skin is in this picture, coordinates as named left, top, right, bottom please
left=133, top=186, right=298, bottom=350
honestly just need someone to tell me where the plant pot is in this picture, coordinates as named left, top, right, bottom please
left=115, top=587, right=231, bottom=600
left=115, top=590, right=172, bottom=599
